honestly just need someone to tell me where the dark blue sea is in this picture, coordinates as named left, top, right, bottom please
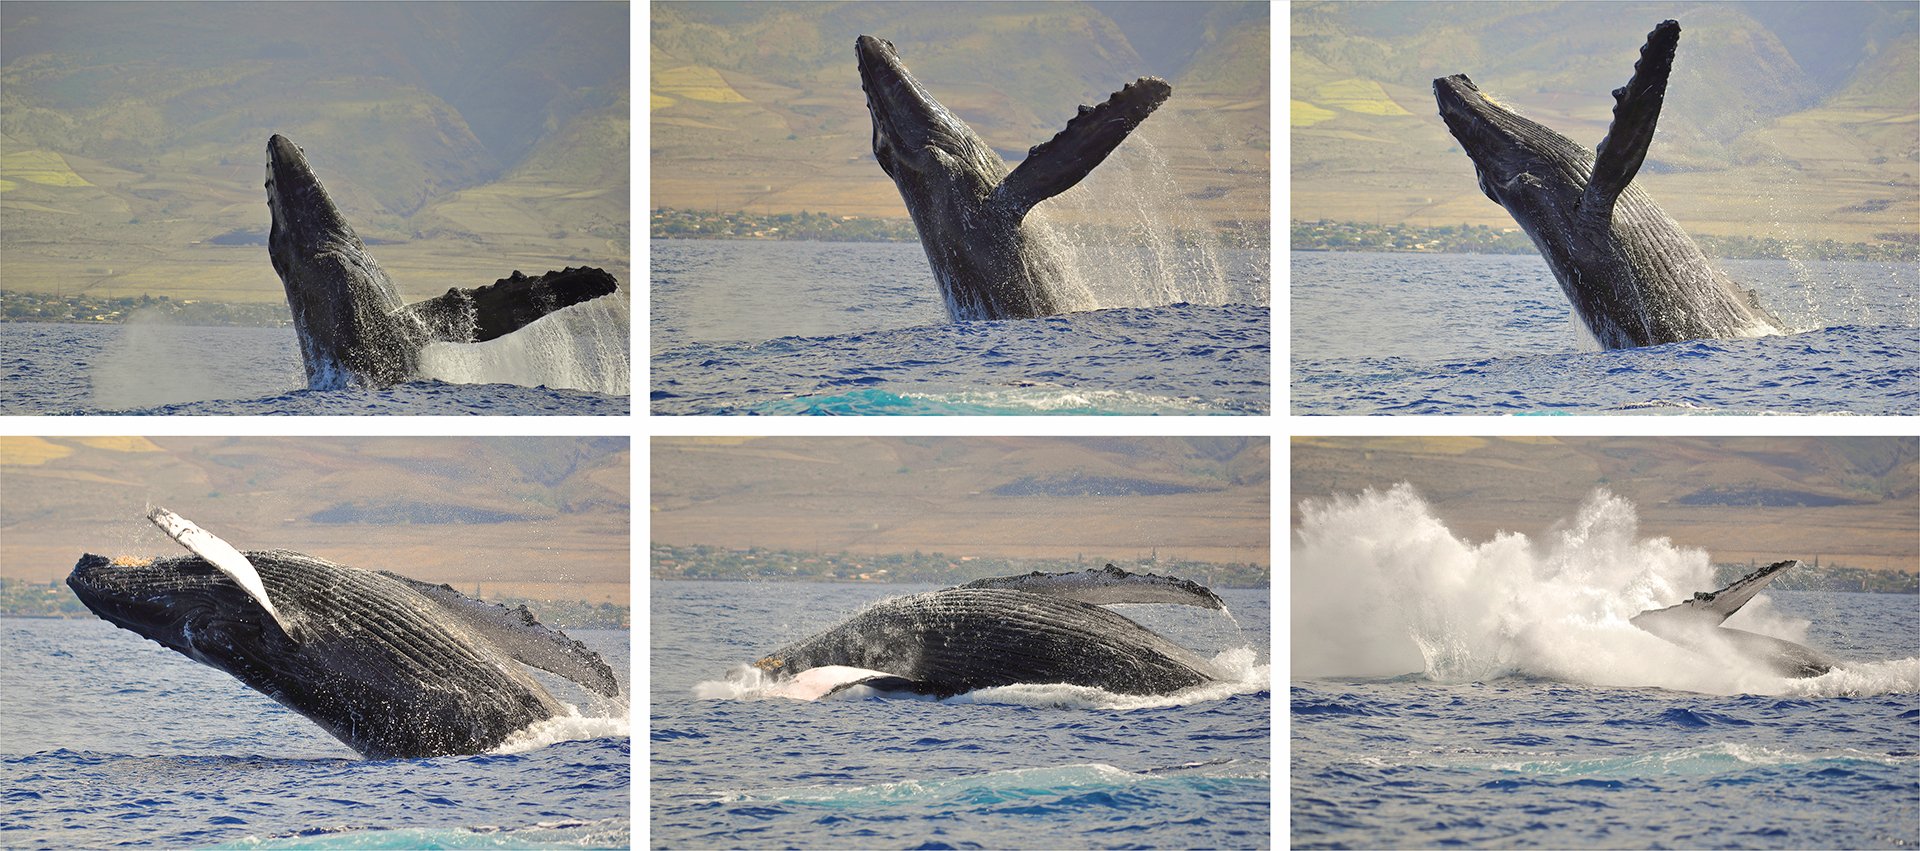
left=649, top=240, right=1271, bottom=415
left=1291, top=485, right=1920, bottom=849
left=1290, top=251, right=1919, bottom=414
left=650, top=579, right=1272, bottom=849
left=0, top=294, right=630, bottom=415
left=0, top=618, right=631, bottom=850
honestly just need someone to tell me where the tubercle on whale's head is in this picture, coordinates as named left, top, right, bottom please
left=66, top=553, right=297, bottom=675
left=854, top=35, right=1004, bottom=191
left=1432, top=74, right=1585, bottom=210
left=264, top=134, right=359, bottom=260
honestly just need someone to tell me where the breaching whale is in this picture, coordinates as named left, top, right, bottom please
left=66, top=508, right=621, bottom=759
left=745, top=565, right=1228, bottom=700
left=1631, top=559, right=1837, bottom=678
left=1434, top=21, right=1783, bottom=349
left=856, top=36, right=1171, bottom=321
left=265, top=134, right=619, bottom=388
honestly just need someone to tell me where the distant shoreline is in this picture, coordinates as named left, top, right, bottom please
left=1291, top=219, right=1918, bottom=262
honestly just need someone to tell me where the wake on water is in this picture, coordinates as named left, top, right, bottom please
left=1292, top=484, right=1918, bottom=697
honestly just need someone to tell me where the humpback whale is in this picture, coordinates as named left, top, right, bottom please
left=66, top=508, right=621, bottom=759
left=1434, top=21, right=1783, bottom=349
left=265, top=134, right=619, bottom=388
left=1631, top=559, right=1837, bottom=678
left=856, top=36, right=1171, bottom=321
left=746, top=565, right=1228, bottom=700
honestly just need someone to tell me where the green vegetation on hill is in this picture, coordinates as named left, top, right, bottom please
left=0, top=289, right=291, bottom=326
left=650, top=542, right=1270, bottom=589
left=1291, top=219, right=1919, bottom=262
left=651, top=208, right=918, bottom=242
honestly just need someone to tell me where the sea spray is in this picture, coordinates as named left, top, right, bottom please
left=1037, top=99, right=1264, bottom=311
left=418, top=290, right=630, bottom=395
left=1293, top=483, right=1830, bottom=694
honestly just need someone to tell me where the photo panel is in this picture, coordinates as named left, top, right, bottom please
left=0, top=435, right=632, bottom=846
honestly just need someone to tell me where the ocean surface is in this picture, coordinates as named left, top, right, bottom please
left=649, top=239, right=1271, bottom=415
left=1290, top=252, right=1919, bottom=415
left=0, top=294, right=631, bottom=415
left=0, top=617, right=631, bottom=850
left=1291, top=486, right=1920, bottom=849
left=650, top=579, right=1272, bottom=849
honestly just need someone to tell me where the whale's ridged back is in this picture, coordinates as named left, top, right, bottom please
left=758, top=587, right=1220, bottom=697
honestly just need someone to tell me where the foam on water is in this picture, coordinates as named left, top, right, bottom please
left=713, top=759, right=1268, bottom=807
left=491, top=702, right=631, bottom=755
left=1293, top=484, right=1915, bottom=696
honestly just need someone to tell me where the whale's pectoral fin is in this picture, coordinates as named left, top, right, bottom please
left=146, top=507, right=300, bottom=644
left=384, top=573, right=622, bottom=697
left=1579, top=20, right=1680, bottom=232
left=821, top=674, right=940, bottom=699
left=398, top=266, right=620, bottom=344
left=1631, top=559, right=1798, bottom=630
left=958, top=563, right=1225, bottom=610
left=993, top=78, right=1173, bottom=218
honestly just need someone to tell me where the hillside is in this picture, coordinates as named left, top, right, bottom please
left=651, top=436, right=1270, bottom=567
left=1291, top=436, right=1918, bottom=572
left=0, top=2, right=630, bottom=305
left=1291, top=1, right=1918, bottom=245
left=649, top=1, right=1270, bottom=234
left=0, top=436, right=631, bottom=604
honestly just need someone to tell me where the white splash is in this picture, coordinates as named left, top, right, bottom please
left=1291, top=483, right=1908, bottom=695
left=418, top=290, right=630, bottom=395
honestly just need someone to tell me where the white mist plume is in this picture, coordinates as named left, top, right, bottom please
left=1292, top=483, right=1819, bottom=694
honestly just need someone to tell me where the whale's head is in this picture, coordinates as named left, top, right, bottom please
left=855, top=36, right=1007, bottom=205
left=264, top=134, right=414, bottom=388
left=68, top=553, right=302, bottom=685
left=1433, top=74, right=1589, bottom=216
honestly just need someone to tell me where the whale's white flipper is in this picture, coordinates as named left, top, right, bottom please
left=1630, top=559, right=1835, bottom=678
left=146, top=507, right=293, bottom=640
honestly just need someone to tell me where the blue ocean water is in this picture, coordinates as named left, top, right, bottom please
left=0, top=618, right=631, bottom=850
left=649, top=239, right=1271, bottom=415
left=650, top=579, right=1272, bottom=849
left=1290, top=251, right=1919, bottom=414
left=1291, top=486, right=1920, bottom=849
left=0, top=294, right=630, bottom=415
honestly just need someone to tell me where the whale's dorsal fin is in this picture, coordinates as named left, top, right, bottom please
left=1579, top=20, right=1679, bottom=232
left=383, top=574, right=621, bottom=698
left=993, top=77, right=1172, bottom=219
left=146, top=507, right=299, bottom=643
left=1632, top=559, right=1799, bottom=628
left=956, top=564, right=1224, bottom=610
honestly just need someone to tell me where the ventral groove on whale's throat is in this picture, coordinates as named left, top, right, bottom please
left=65, top=508, right=622, bottom=760
left=856, top=36, right=1171, bottom=322
left=1432, top=20, right=1784, bottom=350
